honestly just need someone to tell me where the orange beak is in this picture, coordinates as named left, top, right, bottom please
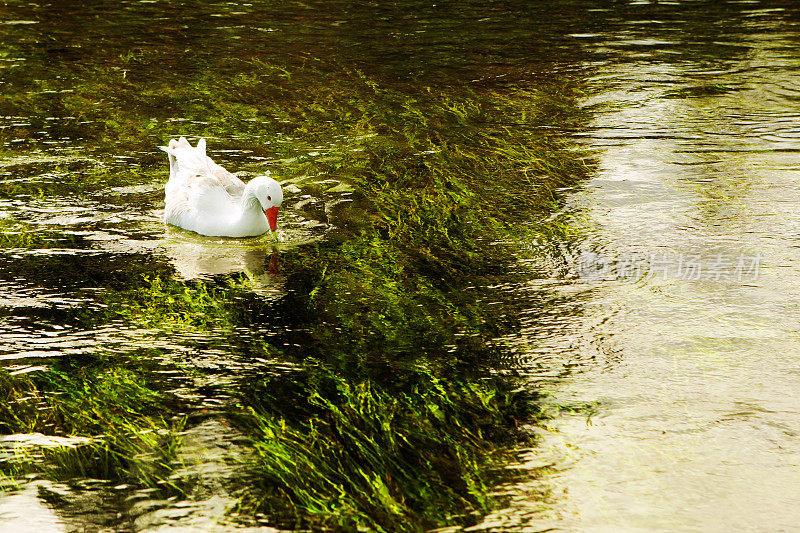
left=264, top=206, right=280, bottom=232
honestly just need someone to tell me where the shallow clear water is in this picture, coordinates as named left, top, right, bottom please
left=478, top=1, right=800, bottom=531
left=3, top=0, right=800, bottom=531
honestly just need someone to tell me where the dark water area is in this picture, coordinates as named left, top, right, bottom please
left=3, top=0, right=800, bottom=531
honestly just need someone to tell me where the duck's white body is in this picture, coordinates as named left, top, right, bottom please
left=160, top=137, right=283, bottom=238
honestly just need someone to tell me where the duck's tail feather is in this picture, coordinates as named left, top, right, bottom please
left=159, top=138, right=179, bottom=177
left=160, top=137, right=211, bottom=178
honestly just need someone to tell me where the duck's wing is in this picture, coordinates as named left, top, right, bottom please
left=161, top=138, right=239, bottom=227
left=206, top=157, right=246, bottom=198
left=163, top=172, right=240, bottom=235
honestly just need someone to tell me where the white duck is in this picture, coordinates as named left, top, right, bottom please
left=160, top=137, right=283, bottom=238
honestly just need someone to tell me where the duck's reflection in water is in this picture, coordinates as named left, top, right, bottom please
left=161, top=227, right=284, bottom=297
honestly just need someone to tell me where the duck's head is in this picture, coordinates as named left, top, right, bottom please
left=249, top=175, right=284, bottom=233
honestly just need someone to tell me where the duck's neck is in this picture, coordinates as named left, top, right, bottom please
left=237, top=188, right=267, bottom=229
left=240, top=184, right=260, bottom=211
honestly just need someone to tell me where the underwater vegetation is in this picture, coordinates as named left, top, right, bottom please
left=0, top=2, right=592, bottom=530
left=0, top=357, right=183, bottom=490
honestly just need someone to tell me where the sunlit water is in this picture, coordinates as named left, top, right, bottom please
left=476, top=2, right=800, bottom=531
left=3, top=0, right=800, bottom=531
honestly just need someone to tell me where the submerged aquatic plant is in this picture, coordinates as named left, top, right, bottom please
left=0, top=9, right=591, bottom=529
left=113, top=274, right=238, bottom=331
left=0, top=357, right=184, bottom=488
left=235, top=360, right=540, bottom=532
left=204, top=67, right=589, bottom=530
left=0, top=217, right=83, bottom=250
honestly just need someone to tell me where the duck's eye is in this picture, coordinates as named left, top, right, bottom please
left=267, top=195, right=271, bottom=201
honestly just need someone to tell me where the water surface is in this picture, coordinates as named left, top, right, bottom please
left=479, top=1, right=800, bottom=531
left=3, top=0, right=800, bottom=531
